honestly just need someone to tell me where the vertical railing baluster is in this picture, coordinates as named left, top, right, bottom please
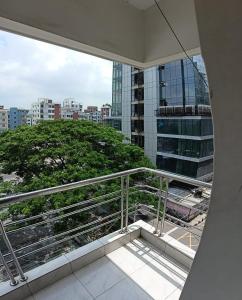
left=0, top=221, right=27, bottom=282
left=125, top=175, right=130, bottom=232
left=120, top=176, right=125, bottom=233
left=134, top=202, right=138, bottom=223
left=0, top=250, right=18, bottom=286
left=154, top=176, right=163, bottom=234
left=158, top=178, right=169, bottom=237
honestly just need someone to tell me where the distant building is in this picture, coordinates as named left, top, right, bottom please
left=31, top=98, right=55, bottom=125
left=79, top=112, right=90, bottom=121
left=54, top=104, right=61, bottom=120
left=84, top=106, right=98, bottom=113
left=0, top=106, right=8, bottom=133
left=61, top=98, right=82, bottom=120
left=8, top=107, right=29, bottom=129
left=26, top=112, right=33, bottom=126
left=86, top=111, right=102, bottom=123
left=101, top=104, right=112, bottom=119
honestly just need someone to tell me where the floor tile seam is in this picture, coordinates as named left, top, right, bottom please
left=92, top=271, right=131, bottom=299
left=66, top=254, right=95, bottom=300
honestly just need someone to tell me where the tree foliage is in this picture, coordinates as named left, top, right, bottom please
left=0, top=120, right=154, bottom=219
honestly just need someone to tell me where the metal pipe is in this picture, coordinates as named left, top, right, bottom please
left=6, top=189, right=122, bottom=228
left=159, top=178, right=169, bottom=237
left=9, top=210, right=123, bottom=256
left=7, top=196, right=120, bottom=234
left=0, top=250, right=18, bottom=286
left=1, top=205, right=136, bottom=266
left=0, top=221, right=27, bottom=282
left=154, top=176, right=163, bottom=234
left=142, top=167, right=212, bottom=188
left=120, top=176, right=124, bottom=233
left=0, top=168, right=144, bottom=207
left=0, top=167, right=211, bottom=208
left=125, top=175, right=130, bottom=231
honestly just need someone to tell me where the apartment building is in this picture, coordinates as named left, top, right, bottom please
left=61, top=98, right=82, bottom=120
left=84, top=106, right=98, bottom=113
left=112, top=56, right=213, bottom=180
left=31, top=98, right=56, bottom=125
left=8, top=107, right=29, bottom=129
left=0, top=105, right=8, bottom=133
left=101, top=103, right=112, bottom=119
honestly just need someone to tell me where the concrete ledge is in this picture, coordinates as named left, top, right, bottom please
left=136, top=220, right=195, bottom=270
left=0, top=220, right=195, bottom=299
left=0, top=225, right=140, bottom=300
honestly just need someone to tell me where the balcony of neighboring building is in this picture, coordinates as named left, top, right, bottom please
left=131, top=88, right=144, bottom=103
left=132, top=72, right=144, bottom=89
left=156, top=105, right=212, bottom=117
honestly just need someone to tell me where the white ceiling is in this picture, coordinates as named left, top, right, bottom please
left=123, top=0, right=155, bottom=10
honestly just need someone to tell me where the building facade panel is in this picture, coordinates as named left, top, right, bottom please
left=110, top=55, right=213, bottom=179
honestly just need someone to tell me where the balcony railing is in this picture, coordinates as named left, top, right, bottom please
left=0, top=167, right=212, bottom=286
left=156, top=105, right=212, bottom=117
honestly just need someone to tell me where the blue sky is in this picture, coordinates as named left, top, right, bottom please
left=0, top=30, right=113, bottom=109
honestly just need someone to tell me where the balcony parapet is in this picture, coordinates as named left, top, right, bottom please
left=0, top=167, right=211, bottom=289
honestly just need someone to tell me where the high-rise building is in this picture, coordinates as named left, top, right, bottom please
left=8, top=107, right=29, bottom=129
left=0, top=105, right=8, bottom=133
left=31, top=98, right=56, bottom=125
left=111, top=56, right=213, bottom=180
left=108, top=62, right=122, bottom=131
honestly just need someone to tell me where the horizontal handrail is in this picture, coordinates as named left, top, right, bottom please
left=0, top=167, right=212, bottom=208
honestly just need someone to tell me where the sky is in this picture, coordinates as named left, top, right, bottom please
left=0, top=30, right=113, bottom=109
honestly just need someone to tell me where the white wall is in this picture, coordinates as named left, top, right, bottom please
left=0, top=0, right=199, bottom=68
left=144, top=67, right=159, bottom=165
left=144, top=0, right=200, bottom=65
left=181, top=1, right=242, bottom=299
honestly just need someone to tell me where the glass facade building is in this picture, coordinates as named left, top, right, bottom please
left=111, top=55, right=214, bottom=180
left=104, top=62, right=123, bottom=131
left=157, top=55, right=213, bottom=179
left=112, top=62, right=122, bottom=117
left=157, top=118, right=213, bottom=136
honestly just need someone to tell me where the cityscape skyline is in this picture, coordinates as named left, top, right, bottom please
left=0, top=30, right=112, bottom=109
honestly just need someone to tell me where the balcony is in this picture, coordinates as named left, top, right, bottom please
left=156, top=105, right=212, bottom=117
left=0, top=168, right=211, bottom=300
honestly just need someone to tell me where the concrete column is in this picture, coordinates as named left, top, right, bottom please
left=144, top=66, right=159, bottom=165
left=181, top=1, right=242, bottom=299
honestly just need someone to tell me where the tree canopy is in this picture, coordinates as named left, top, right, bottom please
left=0, top=120, right=154, bottom=218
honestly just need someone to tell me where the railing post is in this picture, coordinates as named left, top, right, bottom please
left=0, top=250, right=18, bottom=286
left=124, top=175, right=130, bottom=232
left=120, top=176, right=125, bottom=233
left=0, top=221, right=27, bottom=282
left=158, top=178, right=169, bottom=237
left=153, top=176, right=163, bottom=234
left=133, top=202, right=138, bottom=223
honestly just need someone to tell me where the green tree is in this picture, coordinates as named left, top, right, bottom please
left=0, top=120, right=154, bottom=220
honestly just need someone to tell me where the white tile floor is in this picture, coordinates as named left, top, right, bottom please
left=26, top=238, right=188, bottom=300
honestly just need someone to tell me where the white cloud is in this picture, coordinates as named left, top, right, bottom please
left=0, top=30, right=113, bottom=109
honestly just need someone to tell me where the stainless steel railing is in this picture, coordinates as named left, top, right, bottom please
left=0, top=167, right=212, bottom=286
